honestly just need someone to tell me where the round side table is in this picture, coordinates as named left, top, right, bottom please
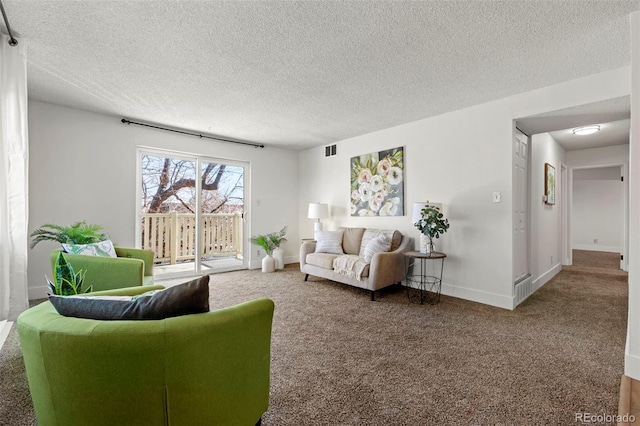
left=404, top=251, right=446, bottom=305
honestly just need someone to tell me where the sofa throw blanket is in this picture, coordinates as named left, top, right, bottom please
left=333, top=255, right=368, bottom=281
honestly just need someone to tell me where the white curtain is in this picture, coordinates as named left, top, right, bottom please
left=0, top=34, right=29, bottom=321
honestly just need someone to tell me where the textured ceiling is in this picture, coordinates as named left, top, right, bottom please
left=2, top=0, right=639, bottom=150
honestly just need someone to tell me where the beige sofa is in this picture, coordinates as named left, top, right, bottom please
left=300, top=227, right=411, bottom=300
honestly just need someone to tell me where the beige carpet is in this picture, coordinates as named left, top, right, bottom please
left=1, top=253, right=628, bottom=425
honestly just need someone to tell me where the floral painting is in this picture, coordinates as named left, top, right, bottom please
left=350, top=146, right=404, bottom=216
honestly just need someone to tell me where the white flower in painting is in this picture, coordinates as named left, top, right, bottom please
left=351, top=190, right=360, bottom=201
left=368, top=198, right=381, bottom=212
left=358, top=209, right=375, bottom=217
left=379, top=201, right=398, bottom=216
left=350, top=203, right=357, bottom=214
left=381, top=183, right=391, bottom=196
left=386, top=167, right=403, bottom=185
left=357, top=168, right=373, bottom=183
left=376, top=158, right=392, bottom=176
left=370, top=175, right=384, bottom=192
left=358, top=182, right=373, bottom=202
left=368, top=193, right=384, bottom=212
left=388, top=196, right=400, bottom=205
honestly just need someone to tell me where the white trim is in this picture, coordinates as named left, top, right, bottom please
left=560, top=162, right=571, bottom=265
left=572, top=244, right=621, bottom=253
left=626, top=352, right=640, bottom=381
left=0, top=320, right=12, bottom=351
left=532, top=263, right=562, bottom=293
left=440, top=282, right=513, bottom=310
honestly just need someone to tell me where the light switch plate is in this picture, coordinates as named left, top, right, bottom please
left=492, top=192, right=501, bottom=203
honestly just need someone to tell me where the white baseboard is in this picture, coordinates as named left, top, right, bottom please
left=250, top=256, right=298, bottom=270
left=572, top=244, right=620, bottom=253
left=441, top=282, right=514, bottom=310
left=0, top=320, right=12, bottom=351
left=403, top=279, right=512, bottom=310
left=532, top=263, right=562, bottom=292
left=625, top=352, right=640, bottom=381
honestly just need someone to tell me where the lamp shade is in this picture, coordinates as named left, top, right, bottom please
left=411, top=202, right=443, bottom=223
left=411, top=202, right=426, bottom=223
left=308, top=203, right=329, bottom=220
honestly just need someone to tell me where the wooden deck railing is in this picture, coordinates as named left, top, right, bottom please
left=141, top=212, right=243, bottom=264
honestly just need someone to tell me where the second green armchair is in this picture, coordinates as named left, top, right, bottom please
left=50, top=247, right=154, bottom=292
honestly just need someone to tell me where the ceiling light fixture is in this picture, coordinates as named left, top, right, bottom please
left=572, top=125, right=601, bottom=136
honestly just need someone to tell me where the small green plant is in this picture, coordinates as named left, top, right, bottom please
left=268, top=226, right=288, bottom=249
left=414, top=201, right=450, bottom=242
left=30, top=221, right=108, bottom=249
left=46, top=252, right=92, bottom=295
left=250, top=226, right=288, bottom=256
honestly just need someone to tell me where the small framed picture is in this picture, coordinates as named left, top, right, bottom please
left=544, top=163, right=555, bottom=205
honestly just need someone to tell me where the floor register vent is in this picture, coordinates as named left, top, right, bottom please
left=514, top=274, right=533, bottom=306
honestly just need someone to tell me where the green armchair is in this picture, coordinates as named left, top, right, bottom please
left=50, top=247, right=154, bottom=291
left=17, top=285, right=275, bottom=426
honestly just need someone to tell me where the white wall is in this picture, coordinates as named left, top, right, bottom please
left=572, top=167, right=623, bottom=253
left=626, top=11, right=640, bottom=380
left=300, top=98, right=516, bottom=309
left=27, top=100, right=300, bottom=299
left=530, top=133, right=565, bottom=288
left=299, top=67, right=630, bottom=310
left=565, top=144, right=630, bottom=168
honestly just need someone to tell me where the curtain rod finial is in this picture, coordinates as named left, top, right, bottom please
left=8, top=38, right=17, bottom=46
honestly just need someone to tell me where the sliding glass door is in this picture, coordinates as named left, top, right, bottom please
left=138, top=150, right=247, bottom=278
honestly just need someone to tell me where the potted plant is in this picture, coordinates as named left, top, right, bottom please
left=250, top=226, right=288, bottom=272
left=250, top=233, right=276, bottom=272
left=269, top=226, right=288, bottom=270
left=414, top=202, right=449, bottom=256
left=46, top=251, right=92, bottom=295
left=30, top=221, right=108, bottom=249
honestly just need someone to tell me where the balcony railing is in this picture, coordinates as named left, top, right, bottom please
left=141, top=212, right=243, bottom=264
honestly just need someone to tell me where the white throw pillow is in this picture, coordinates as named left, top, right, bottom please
left=62, top=239, right=117, bottom=258
left=315, top=230, right=345, bottom=254
left=363, top=233, right=391, bottom=263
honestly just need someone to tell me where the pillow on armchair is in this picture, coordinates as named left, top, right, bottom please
left=62, top=239, right=117, bottom=257
left=49, top=276, right=210, bottom=320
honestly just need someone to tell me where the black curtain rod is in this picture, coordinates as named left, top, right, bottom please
left=121, top=118, right=265, bottom=149
left=0, top=0, right=18, bottom=46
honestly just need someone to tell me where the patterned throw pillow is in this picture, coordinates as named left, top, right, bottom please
left=62, top=240, right=117, bottom=257
left=363, top=233, right=391, bottom=263
left=315, top=230, right=345, bottom=254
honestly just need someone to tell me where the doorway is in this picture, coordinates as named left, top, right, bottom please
left=569, top=164, right=627, bottom=271
left=137, top=149, right=248, bottom=278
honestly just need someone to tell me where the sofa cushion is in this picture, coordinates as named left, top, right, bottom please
left=315, top=230, right=345, bottom=254
left=341, top=227, right=366, bottom=255
left=363, top=233, right=392, bottom=263
left=306, top=252, right=340, bottom=269
left=358, top=229, right=402, bottom=257
left=49, top=276, right=210, bottom=320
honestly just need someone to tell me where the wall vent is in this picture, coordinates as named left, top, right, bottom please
left=514, top=274, right=533, bottom=306
left=325, top=144, right=337, bottom=157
